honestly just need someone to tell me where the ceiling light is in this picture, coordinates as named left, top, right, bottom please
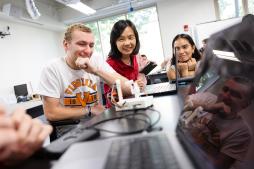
left=55, top=0, right=96, bottom=15
left=25, top=0, right=41, bottom=19
left=67, top=2, right=96, bottom=15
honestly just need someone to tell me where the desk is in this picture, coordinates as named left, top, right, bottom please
left=16, top=94, right=192, bottom=169
left=51, top=95, right=194, bottom=169
left=9, top=100, right=43, bottom=118
left=76, top=95, right=182, bottom=138
left=10, top=99, right=42, bottom=109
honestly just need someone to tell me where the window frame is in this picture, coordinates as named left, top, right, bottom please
left=83, top=6, right=164, bottom=63
left=215, top=0, right=253, bottom=20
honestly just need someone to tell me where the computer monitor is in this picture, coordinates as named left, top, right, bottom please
left=14, top=84, right=28, bottom=98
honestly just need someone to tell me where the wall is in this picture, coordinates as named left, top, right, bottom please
left=157, top=0, right=216, bottom=59
left=0, top=19, right=64, bottom=104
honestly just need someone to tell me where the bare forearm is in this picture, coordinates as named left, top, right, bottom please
left=43, top=104, right=87, bottom=121
left=76, top=57, right=131, bottom=96
left=95, top=69, right=118, bottom=87
left=42, top=95, right=106, bottom=121
left=95, top=69, right=132, bottom=96
left=42, top=96, right=88, bottom=121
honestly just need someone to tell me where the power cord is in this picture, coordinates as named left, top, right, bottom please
left=86, top=107, right=162, bottom=135
left=90, top=117, right=150, bottom=135
left=147, top=107, right=162, bottom=131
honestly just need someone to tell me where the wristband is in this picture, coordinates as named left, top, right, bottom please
left=87, top=106, right=92, bottom=117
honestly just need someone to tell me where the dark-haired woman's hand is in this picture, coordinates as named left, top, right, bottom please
left=178, top=62, right=188, bottom=77
left=187, top=58, right=197, bottom=71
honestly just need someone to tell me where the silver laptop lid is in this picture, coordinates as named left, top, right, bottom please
left=176, top=14, right=254, bottom=169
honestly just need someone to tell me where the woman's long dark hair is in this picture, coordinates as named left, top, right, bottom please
left=108, top=19, right=140, bottom=59
left=170, top=34, right=201, bottom=65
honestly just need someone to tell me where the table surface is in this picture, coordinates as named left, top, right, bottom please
left=16, top=92, right=192, bottom=169
left=7, top=99, right=42, bottom=112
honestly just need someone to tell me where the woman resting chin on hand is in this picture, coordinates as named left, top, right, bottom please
left=167, top=34, right=201, bottom=80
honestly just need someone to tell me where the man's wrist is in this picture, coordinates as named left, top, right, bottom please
left=93, top=68, right=99, bottom=76
left=82, top=106, right=92, bottom=117
left=87, top=106, right=92, bottom=117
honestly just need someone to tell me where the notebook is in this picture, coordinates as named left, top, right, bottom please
left=52, top=15, right=254, bottom=169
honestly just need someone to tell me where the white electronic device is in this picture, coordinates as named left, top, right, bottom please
left=180, top=106, right=207, bottom=126
left=114, top=80, right=153, bottom=111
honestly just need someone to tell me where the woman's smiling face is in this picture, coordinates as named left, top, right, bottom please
left=174, top=37, right=195, bottom=62
left=116, top=26, right=136, bottom=58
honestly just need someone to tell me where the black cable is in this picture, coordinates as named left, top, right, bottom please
left=132, top=110, right=153, bottom=129
left=95, top=110, right=158, bottom=134
left=87, top=112, right=151, bottom=135
left=91, top=117, right=150, bottom=135
left=147, top=107, right=161, bottom=129
left=86, top=112, right=142, bottom=128
left=86, top=107, right=162, bottom=135
left=131, top=107, right=162, bottom=132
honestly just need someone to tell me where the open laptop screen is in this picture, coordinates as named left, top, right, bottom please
left=176, top=15, right=254, bottom=169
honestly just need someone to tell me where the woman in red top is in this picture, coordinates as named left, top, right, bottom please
left=104, top=19, right=146, bottom=107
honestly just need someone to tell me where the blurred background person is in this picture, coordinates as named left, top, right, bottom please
left=199, top=38, right=209, bottom=56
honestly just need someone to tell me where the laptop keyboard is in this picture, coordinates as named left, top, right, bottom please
left=145, top=82, right=176, bottom=95
left=104, top=134, right=180, bottom=169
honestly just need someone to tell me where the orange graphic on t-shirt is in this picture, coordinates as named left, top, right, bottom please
left=64, top=78, right=98, bottom=106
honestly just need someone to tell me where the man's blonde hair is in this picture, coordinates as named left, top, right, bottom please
left=64, top=23, right=92, bottom=42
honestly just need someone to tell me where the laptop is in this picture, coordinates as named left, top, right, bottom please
left=141, top=81, right=177, bottom=96
left=141, top=67, right=177, bottom=96
left=52, top=15, right=254, bottom=169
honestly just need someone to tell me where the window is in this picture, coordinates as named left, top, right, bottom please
left=127, top=7, right=164, bottom=64
left=217, top=0, right=254, bottom=19
left=85, top=22, right=103, bottom=57
left=98, top=15, right=125, bottom=59
left=249, top=0, right=254, bottom=14
left=218, top=0, right=237, bottom=19
left=84, top=7, right=164, bottom=63
left=238, top=0, right=244, bottom=16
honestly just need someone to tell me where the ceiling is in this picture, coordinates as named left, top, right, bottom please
left=0, top=0, right=161, bottom=30
left=36, top=0, right=150, bottom=11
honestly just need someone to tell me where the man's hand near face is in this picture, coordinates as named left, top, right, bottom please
left=75, top=57, right=98, bottom=75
